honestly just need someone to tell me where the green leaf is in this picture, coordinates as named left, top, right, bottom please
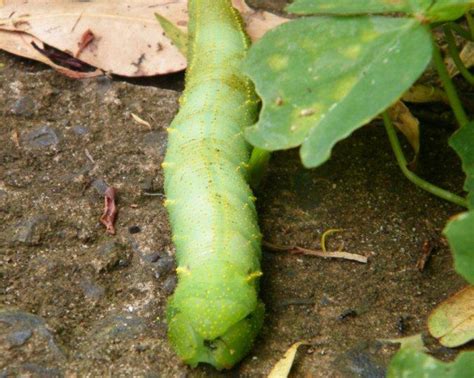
left=286, top=0, right=431, bottom=15
left=428, top=286, right=474, bottom=347
left=426, top=1, right=474, bottom=22
left=449, top=122, right=474, bottom=208
left=243, top=17, right=432, bottom=168
left=387, top=348, right=474, bottom=378
left=287, top=0, right=472, bottom=22
left=444, top=211, right=474, bottom=284
left=155, top=13, right=188, bottom=57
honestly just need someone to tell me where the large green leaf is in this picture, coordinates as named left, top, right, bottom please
left=286, top=0, right=431, bottom=15
left=444, top=211, right=474, bottom=284
left=243, top=17, right=432, bottom=168
left=287, top=0, right=472, bottom=22
left=426, top=1, right=474, bottom=22
left=388, top=348, right=474, bottom=378
left=450, top=122, right=474, bottom=208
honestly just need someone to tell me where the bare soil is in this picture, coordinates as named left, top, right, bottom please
left=0, top=2, right=469, bottom=376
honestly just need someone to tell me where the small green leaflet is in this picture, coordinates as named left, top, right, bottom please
left=387, top=348, right=474, bottom=378
left=243, top=16, right=432, bottom=168
left=287, top=0, right=473, bottom=22
left=444, top=122, right=474, bottom=284
left=450, top=122, right=474, bottom=208
left=444, top=212, right=474, bottom=283
left=155, top=13, right=188, bottom=57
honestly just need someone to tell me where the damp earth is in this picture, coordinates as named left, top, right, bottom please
left=0, top=2, right=468, bottom=376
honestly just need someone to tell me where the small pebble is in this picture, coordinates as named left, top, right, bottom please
left=72, top=125, right=89, bottom=136
left=162, top=276, right=177, bottom=295
left=11, top=96, right=35, bottom=117
left=25, top=126, right=60, bottom=148
left=7, top=329, right=32, bottom=347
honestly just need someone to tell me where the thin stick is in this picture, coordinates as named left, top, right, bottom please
left=262, top=241, right=368, bottom=264
left=382, top=112, right=468, bottom=208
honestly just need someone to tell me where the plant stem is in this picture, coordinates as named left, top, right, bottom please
left=431, top=37, right=469, bottom=128
left=466, top=10, right=474, bottom=40
left=447, top=22, right=473, bottom=41
left=248, top=147, right=271, bottom=189
left=382, top=112, right=468, bottom=208
left=443, top=25, right=474, bottom=85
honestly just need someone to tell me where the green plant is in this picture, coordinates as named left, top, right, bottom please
left=242, top=0, right=474, bottom=372
left=162, top=0, right=264, bottom=370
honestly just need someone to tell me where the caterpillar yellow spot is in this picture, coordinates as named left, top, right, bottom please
left=176, top=266, right=191, bottom=275
left=246, top=271, right=263, bottom=282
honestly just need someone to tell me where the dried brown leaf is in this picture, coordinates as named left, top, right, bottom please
left=0, top=29, right=102, bottom=78
left=388, top=101, right=420, bottom=157
left=0, top=0, right=288, bottom=77
left=100, top=186, right=118, bottom=235
left=268, top=341, right=308, bottom=378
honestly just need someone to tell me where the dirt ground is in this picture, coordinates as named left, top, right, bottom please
left=0, top=2, right=470, bottom=377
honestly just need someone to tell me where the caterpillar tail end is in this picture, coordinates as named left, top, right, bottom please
left=167, top=302, right=264, bottom=370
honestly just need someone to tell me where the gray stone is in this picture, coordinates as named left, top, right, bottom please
left=91, top=178, right=109, bottom=196
left=79, top=278, right=105, bottom=301
left=11, top=96, right=35, bottom=117
left=141, top=130, right=167, bottom=155
left=0, top=308, right=64, bottom=358
left=14, top=215, right=50, bottom=245
left=153, top=255, right=175, bottom=278
left=7, top=329, right=32, bottom=347
left=25, top=126, right=60, bottom=148
left=92, top=314, right=147, bottom=340
left=71, top=125, right=89, bottom=136
left=162, top=275, right=177, bottom=295
left=91, top=241, right=132, bottom=273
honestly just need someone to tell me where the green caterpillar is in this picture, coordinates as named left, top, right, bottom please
left=162, top=0, right=264, bottom=370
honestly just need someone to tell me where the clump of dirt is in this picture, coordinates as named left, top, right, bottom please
left=0, top=4, right=469, bottom=376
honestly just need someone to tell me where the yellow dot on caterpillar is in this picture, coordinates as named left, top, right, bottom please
left=176, top=266, right=191, bottom=275
left=230, top=349, right=235, bottom=355
left=246, top=271, right=263, bottom=282
left=163, top=199, right=175, bottom=207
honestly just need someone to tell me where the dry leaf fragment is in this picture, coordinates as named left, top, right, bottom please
left=446, top=41, right=474, bottom=78
left=387, top=101, right=420, bottom=159
left=402, top=84, right=449, bottom=104
left=76, top=28, right=95, bottom=58
left=0, top=29, right=102, bottom=78
left=131, top=112, right=152, bottom=130
left=268, top=341, right=308, bottom=378
left=428, top=286, right=474, bottom=348
left=100, top=186, right=118, bottom=235
left=0, top=0, right=288, bottom=77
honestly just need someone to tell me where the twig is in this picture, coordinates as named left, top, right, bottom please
left=85, top=148, right=95, bottom=164
left=262, top=241, right=368, bottom=264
